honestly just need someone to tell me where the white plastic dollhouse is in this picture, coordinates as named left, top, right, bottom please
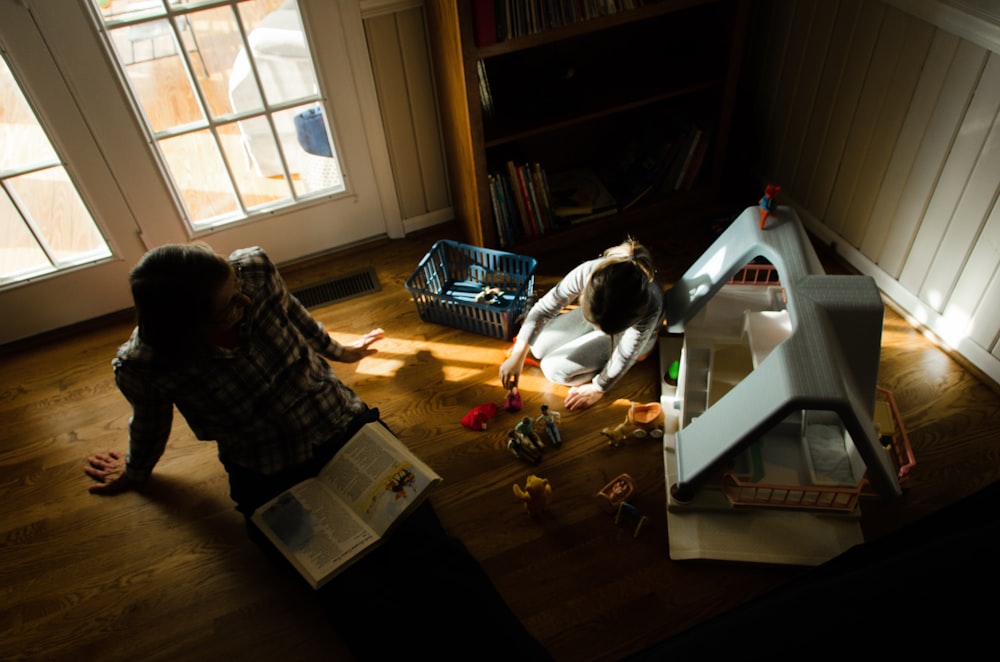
left=657, top=203, right=912, bottom=565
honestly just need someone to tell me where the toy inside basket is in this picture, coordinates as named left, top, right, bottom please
left=405, top=240, right=537, bottom=340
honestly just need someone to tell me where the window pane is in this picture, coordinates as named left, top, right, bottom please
left=159, top=129, right=240, bottom=222
left=1, top=55, right=111, bottom=285
left=276, top=104, right=343, bottom=196
left=7, top=168, right=112, bottom=265
left=238, top=0, right=318, bottom=107
left=217, top=120, right=293, bottom=210
left=186, top=4, right=243, bottom=119
left=1, top=61, right=58, bottom=168
left=0, top=191, right=50, bottom=281
left=94, top=0, right=346, bottom=228
left=108, top=17, right=204, bottom=133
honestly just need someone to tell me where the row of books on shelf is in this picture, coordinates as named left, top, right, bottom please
left=489, top=124, right=710, bottom=247
left=473, top=0, right=646, bottom=47
left=605, top=120, right=712, bottom=211
left=489, top=163, right=613, bottom=248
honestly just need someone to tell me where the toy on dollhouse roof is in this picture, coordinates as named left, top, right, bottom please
left=656, top=188, right=914, bottom=566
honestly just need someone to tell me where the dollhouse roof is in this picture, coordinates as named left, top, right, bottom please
left=664, top=204, right=901, bottom=500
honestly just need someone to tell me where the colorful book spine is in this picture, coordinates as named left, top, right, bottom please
left=532, top=162, right=555, bottom=233
left=505, top=161, right=532, bottom=238
left=518, top=162, right=542, bottom=236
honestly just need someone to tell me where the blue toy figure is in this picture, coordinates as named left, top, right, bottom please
left=615, top=501, right=648, bottom=538
left=536, top=405, right=562, bottom=447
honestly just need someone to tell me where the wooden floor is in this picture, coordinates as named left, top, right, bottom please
left=2, top=215, right=999, bottom=661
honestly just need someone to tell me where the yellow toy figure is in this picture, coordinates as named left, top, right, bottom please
left=513, top=474, right=551, bottom=515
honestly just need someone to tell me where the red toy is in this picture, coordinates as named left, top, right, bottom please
left=461, top=402, right=497, bottom=430
left=504, top=386, right=523, bottom=412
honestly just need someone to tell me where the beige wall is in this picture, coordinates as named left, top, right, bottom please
left=361, top=1, right=452, bottom=234
left=741, top=0, right=1000, bottom=385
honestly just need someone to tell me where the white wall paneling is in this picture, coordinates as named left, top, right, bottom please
left=362, top=2, right=452, bottom=235
left=745, top=0, right=1000, bottom=385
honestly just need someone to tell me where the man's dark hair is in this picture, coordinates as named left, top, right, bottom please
left=129, top=243, right=232, bottom=355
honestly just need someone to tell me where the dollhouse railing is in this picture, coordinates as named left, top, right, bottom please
left=876, top=386, right=916, bottom=483
left=728, top=263, right=781, bottom=285
left=720, top=386, right=915, bottom=512
left=721, top=472, right=864, bottom=512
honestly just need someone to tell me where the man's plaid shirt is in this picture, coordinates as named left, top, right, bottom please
left=113, top=247, right=367, bottom=480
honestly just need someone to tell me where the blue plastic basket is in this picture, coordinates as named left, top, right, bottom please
left=405, top=240, right=537, bottom=340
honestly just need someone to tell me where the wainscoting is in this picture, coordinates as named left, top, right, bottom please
left=742, top=0, right=1000, bottom=386
left=362, top=0, right=453, bottom=234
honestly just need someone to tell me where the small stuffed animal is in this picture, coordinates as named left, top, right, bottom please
left=513, top=474, right=551, bottom=515
left=461, top=403, right=497, bottom=430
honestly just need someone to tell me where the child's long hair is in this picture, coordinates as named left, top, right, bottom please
left=581, top=237, right=657, bottom=335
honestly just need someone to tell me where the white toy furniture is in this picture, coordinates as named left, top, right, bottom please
left=659, top=203, right=906, bottom=564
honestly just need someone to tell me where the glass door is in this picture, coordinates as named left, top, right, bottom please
left=0, top=0, right=393, bottom=344
left=0, top=2, right=147, bottom=344
left=95, top=0, right=347, bottom=226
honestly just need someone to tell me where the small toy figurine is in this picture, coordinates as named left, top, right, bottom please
left=507, top=430, right=541, bottom=465
left=514, top=415, right=544, bottom=452
left=602, top=401, right=666, bottom=447
left=462, top=402, right=497, bottom=430
left=504, top=386, right=523, bottom=412
left=759, top=184, right=781, bottom=229
left=596, top=473, right=635, bottom=514
left=664, top=359, right=680, bottom=387
left=475, top=286, right=505, bottom=305
left=536, top=405, right=562, bottom=447
left=513, top=474, right=551, bottom=515
left=628, top=402, right=665, bottom=438
left=615, top=501, right=648, bottom=538
left=601, top=420, right=629, bottom=448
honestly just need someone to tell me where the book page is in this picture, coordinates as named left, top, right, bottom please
left=254, top=478, right=376, bottom=588
left=317, top=422, right=442, bottom=536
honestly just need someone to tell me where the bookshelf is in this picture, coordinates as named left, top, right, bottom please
left=425, top=0, right=750, bottom=250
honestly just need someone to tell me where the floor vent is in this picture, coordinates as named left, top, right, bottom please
left=291, top=267, right=381, bottom=309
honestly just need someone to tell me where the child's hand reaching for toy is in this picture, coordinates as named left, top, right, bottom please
left=500, top=337, right=531, bottom=390
left=499, top=355, right=523, bottom=390
left=564, top=383, right=604, bottom=410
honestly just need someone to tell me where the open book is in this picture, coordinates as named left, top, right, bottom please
left=251, top=422, right=442, bottom=589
